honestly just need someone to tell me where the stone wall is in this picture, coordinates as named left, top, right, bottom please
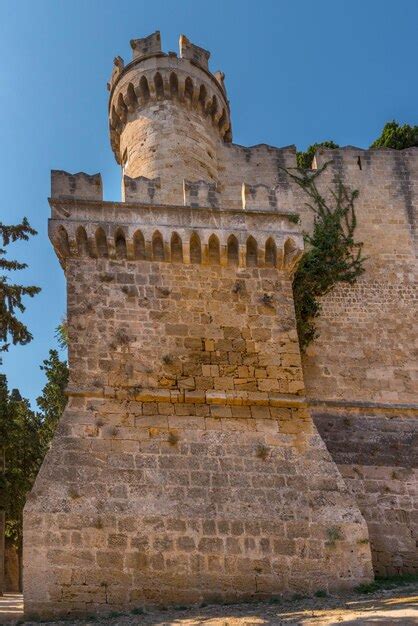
left=23, top=258, right=372, bottom=618
left=313, top=405, right=418, bottom=576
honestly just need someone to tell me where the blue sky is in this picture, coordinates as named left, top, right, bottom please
left=1, top=0, right=417, bottom=406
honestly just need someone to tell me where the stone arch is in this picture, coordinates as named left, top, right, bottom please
left=208, top=234, right=220, bottom=265
left=265, top=237, right=277, bottom=267
left=169, top=72, right=179, bottom=97
left=115, top=228, right=127, bottom=260
left=56, top=226, right=70, bottom=257
left=116, top=93, right=127, bottom=122
left=76, top=226, right=89, bottom=257
left=171, top=232, right=183, bottom=263
left=246, top=236, right=258, bottom=267
left=190, top=233, right=202, bottom=264
left=218, top=109, right=227, bottom=131
left=198, top=84, right=207, bottom=111
left=152, top=230, right=165, bottom=262
left=184, top=77, right=194, bottom=103
left=125, top=82, right=137, bottom=111
left=154, top=72, right=164, bottom=99
left=283, top=237, right=298, bottom=268
left=227, top=234, right=239, bottom=266
left=133, top=230, right=146, bottom=260
left=139, top=75, right=150, bottom=104
left=110, top=105, right=120, bottom=130
left=209, top=95, right=218, bottom=120
left=95, top=227, right=108, bottom=258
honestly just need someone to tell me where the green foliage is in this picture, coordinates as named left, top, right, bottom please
left=284, top=163, right=366, bottom=351
left=0, top=218, right=41, bottom=353
left=55, top=318, right=69, bottom=350
left=0, top=350, right=68, bottom=568
left=0, top=375, right=43, bottom=565
left=370, top=120, right=418, bottom=149
left=296, top=141, right=339, bottom=169
left=36, top=349, right=69, bottom=443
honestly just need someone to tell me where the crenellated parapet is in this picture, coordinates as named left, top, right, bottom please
left=183, top=180, right=219, bottom=208
left=51, top=170, right=102, bottom=201
left=122, top=175, right=161, bottom=203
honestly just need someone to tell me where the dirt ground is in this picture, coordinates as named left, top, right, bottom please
left=1, top=584, right=417, bottom=625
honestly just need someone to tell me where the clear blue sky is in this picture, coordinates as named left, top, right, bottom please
left=1, top=0, right=417, bottom=406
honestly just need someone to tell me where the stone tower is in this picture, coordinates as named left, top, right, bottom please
left=23, top=33, right=373, bottom=619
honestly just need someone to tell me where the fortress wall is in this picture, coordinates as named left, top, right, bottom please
left=300, top=147, right=417, bottom=405
left=23, top=255, right=372, bottom=618
left=217, top=144, right=298, bottom=211
left=314, top=407, right=418, bottom=576
left=297, top=148, right=418, bottom=574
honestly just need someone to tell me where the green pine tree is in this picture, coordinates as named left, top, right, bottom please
left=0, top=219, right=41, bottom=354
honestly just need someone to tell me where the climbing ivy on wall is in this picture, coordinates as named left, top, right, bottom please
left=284, top=164, right=366, bottom=351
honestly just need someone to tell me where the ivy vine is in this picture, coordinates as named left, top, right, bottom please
left=284, top=163, right=366, bottom=351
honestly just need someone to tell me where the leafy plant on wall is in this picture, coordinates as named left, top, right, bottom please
left=284, top=164, right=366, bottom=351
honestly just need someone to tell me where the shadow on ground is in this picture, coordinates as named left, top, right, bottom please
left=1, top=586, right=417, bottom=625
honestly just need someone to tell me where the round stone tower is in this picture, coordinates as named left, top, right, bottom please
left=108, top=31, right=232, bottom=203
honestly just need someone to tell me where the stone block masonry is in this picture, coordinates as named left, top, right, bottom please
left=23, top=29, right=417, bottom=619
left=24, top=259, right=372, bottom=618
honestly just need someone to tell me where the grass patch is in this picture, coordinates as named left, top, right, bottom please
left=131, top=607, right=145, bottom=615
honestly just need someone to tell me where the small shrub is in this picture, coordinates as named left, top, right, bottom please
left=232, top=279, right=245, bottom=294
left=68, top=486, right=80, bottom=500
left=261, top=293, right=274, bottom=307
left=168, top=431, right=179, bottom=446
left=256, top=443, right=269, bottom=460
left=131, top=607, right=145, bottom=615
left=99, top=273, right=114, bottom=282
left=291, top=593, right=305, bottom=601
left=162, top=354, right=173, bottom=365
left=326, top=525, right=343, bottom=546
left=315, top=589, right=327, bottom=598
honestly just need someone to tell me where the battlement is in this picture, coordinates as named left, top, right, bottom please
left=51, top=170, right=102, bottom=200
left=312, top=144, right=418, bottom=172
left=50, top=169, right=301, bottom=213
left=130, top=30, right=162, bottom=60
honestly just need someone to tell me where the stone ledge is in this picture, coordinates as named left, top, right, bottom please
left=67, top=386, right=306, bottom=408
left=309, top=398, right=418, bottom=414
